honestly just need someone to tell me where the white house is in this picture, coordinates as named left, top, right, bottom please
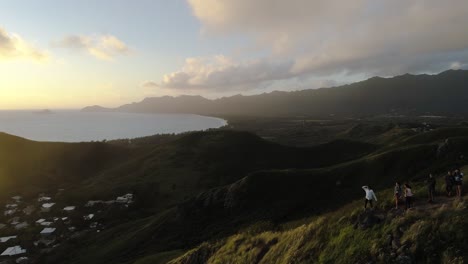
left=85, top=200, right=104, bottom=207
left=38, top=196, right=52, bottom=202
left=9, top=217, right=20, bottom=225
left=14, top=222, right=28, bottom=230
left=63, top=206, right=76, bottom=212
left=41, top=203, right=56, bottom=212
left=0, top=236, right=16, bottom=243
left=4, top=209, right=17, bottom=216
left=11, top=196, right=21, bottom=202
left=22, top=205, right=35, bottom=216
left=40, top=227, right=56, bottom=237
left=40, top=221, right=53, bottom=227
left=5, top=204, right=18, bottom=209
left=16, top=256, right=29, bottom=264
left=83, top=214, right=94, bottom=221
left=36, top=219, right=46, bottom=225
left=0, top=246, right=26, bottom=256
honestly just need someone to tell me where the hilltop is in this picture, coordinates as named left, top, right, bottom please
left=83, top=70, right=468, bottom=118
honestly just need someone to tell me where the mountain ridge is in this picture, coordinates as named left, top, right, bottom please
left=82, top=69, right=468, bottom=117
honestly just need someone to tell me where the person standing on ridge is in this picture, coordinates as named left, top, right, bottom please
left=445, top=171, right=454, bottom=197
left=394, top=182, right=402, bottom=209
left=404, top=183, right=414, bottom=210
left=362, top=185, right=377, bottom=209
left=427, top=174, right=436, bottom=203
left=454, top=169, right=464, bottom=198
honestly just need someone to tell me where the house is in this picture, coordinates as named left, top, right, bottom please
left=40, top=222, right=53, bottom=227
left=35, top=219, right=46, bottom=225
left=22, top=206, right=35, bottom=216
left=15, top=257, right=28, bottom=264
left=4, top=209, right=17, bottom=216
left=40, top=228, right=56, bottom=238
left=63, top=206, right=76, bottom=212
left=14, top=222, right=28, bottom=230
left=85, top=200, right=103, bottom=207
left=83, top=214, right=94, bottom=221
left=38, top=197, right=51, bottom=202
left=115, top=197, right=128, bottom=203
left=9, top=217, right=20, bottom=225
left=11, top=196, right=21, bottom=203
left=5, top=204, right=18, bottom=209
left=0, top=246, right=26, bottom=256
left=0, top=236, right=16, bottom=243
left=41, top=203, right=55, bottom=212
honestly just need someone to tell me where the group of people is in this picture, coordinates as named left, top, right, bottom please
left=392, top=182, right=414, bottom=210
left=362, top=169, right=464, bottom=210
left=445, top=169, right=464, bottom=198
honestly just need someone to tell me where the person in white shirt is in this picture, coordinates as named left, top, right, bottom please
left=404, top=183, right=414, bottom=210
left=362, top=185, right=377, bottom=209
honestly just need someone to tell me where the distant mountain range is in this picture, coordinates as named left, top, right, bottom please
left=82, top=69, right=468, bottom=117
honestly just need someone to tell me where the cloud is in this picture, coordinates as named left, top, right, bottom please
left=178, top=0, right=468, bottom=91
left=56, top=34, right=129, bottom=60
left=149, top=55, right=294, bottom=91
left=0, top=27, right=48, bottom=62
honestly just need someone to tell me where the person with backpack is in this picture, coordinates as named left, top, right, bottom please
left=445, top=171, right=454, bottom=197
left=394, top=182, right=402, bottom=209
left=362, top=185, right=378, bottom=209
left=454, top=169, right=464, bottom=198
left=404, top=183, right=414, bottom=210
left=427, top=174, right=436, bottom=203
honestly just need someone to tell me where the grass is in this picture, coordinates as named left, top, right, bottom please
left=170, top=182, right=468, bottom=264
left=2, top=125, right=468, bottom=264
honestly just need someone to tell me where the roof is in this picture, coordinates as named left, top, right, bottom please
left=15, top=222, right=28, bottom=229
left=63, top=206, right=76, bottom=211
left=0, top=246, right=26, bottom=256
left=42, top=203, right=56, bottom=208
left=40, top=227, right=56, bottom=234
left=0, top=236, right=16, bottom=243
left=36, top=219, right=46, bottom=223
left=84, top=214, right=94, bottom=220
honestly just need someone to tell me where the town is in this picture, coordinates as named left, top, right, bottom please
left=0, top=191, right=134, bottom=263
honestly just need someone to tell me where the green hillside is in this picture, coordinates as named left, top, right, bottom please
left=38, top=125, right=468, bottom=263
left=1, top=123, right=467, bottom=263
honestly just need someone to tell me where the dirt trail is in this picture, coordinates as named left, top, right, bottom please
left=406, top=194, right=463, bottom=213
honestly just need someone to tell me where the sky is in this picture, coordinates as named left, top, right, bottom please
left=0, top=0, right=467, bottom=109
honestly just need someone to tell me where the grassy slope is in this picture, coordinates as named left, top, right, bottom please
left=0, top=132, right=132, bottom=199
left=169, top=183, right=468, bottom=264
left=55, top=127, right=468, bottom=264
left=3, top=126, right=468, bottom=264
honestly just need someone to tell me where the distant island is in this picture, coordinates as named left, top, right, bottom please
left=82, top=69, right=468, bottom=118
left=81, top=105, right=113, bottom=112
left=34, top=109, right=54, bottom=115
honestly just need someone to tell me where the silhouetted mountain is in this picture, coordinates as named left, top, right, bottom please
left=83, top=70, right=468, bottom=117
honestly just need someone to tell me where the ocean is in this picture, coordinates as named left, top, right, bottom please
left=0, top=110, right=226, bottom=142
